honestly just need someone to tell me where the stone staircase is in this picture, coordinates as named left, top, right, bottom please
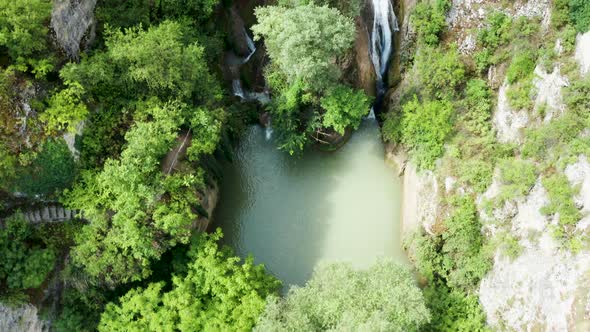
left=22, top=204, right=83, bottom=224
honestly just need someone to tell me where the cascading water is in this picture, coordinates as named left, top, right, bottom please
left=242, top=28, right=257, bottom=64
left=265, top=119, right=273, bottom=141
left=369, top=0, right=399, bottom=118
left=232, top=79, right=245, bottom=99
left=229, top=26, right=271, bottom=105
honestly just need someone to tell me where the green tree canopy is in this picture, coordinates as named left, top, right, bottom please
left=98, top=230, right=280, bottom=331
left=252, top=3, right=355, bottom=92
left=255, top=261, right=430, bottom=331
left=0, top=0, right=51, bottom=62
left=0, top=214, right=56, bottom=290
left=320, top=85, right=372, bottom=135
left=66, top=101, right=222, bottom=285
left=61, top=20, right=221, bottom=106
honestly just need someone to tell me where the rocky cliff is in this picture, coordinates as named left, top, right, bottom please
left=51, top=0, right=97, bottom=60
left=386, top=0, right=590, bottom=330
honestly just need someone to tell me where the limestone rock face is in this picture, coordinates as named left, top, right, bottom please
left=493, top=81, right=530, bottom=144
left=51, top=0, right=97, bottom=60
left=447, top=0, right=551, bottom=55
left=0, top=304, right=49, bottom=332
left=575, top=31, right=590, bottom=75
left=533, top=65, right=569, bottom=122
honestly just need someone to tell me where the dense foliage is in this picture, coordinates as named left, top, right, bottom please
left=99, top=230, right=280, bottom=331
left=385, top=96, right=454, bottom=169
left=252, top=2, right=369, bottom=153
left=0, top=214, right=55, bottom=291
left=256, top=261, right=430, bottom=331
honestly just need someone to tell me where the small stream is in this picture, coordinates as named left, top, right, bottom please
left=214, top=119, right=405, bottom=288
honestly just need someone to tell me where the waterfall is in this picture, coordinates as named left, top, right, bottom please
left=242, top=28, right=257, bottom=64
left=264, top=119, right=273, bottom=141
left=232, top=79, right=245, bottom=99
left=369, top=0, right=398, bottom=115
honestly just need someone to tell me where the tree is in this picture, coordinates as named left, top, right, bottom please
left=252, top=3, right=355, bottom=92
left=320, top=85, right=372, bottom=135
left=11, top=138, right=76, bottom=197
left=66, top=102, right=186, bottom=285
left=0, top=214, right=56, bottom=290
left=40, top=81, right=89, bottom=134
left=255, top=261, right=430, bottom=331
left=569, top=0, right=590, bottom=32
left=99, top=230, right=280, bottom=331
left=61, top=20, right=221, bottom=105
left=67, top=101, right=223, bottom=285
left=0, top=0, right=51, bottom=63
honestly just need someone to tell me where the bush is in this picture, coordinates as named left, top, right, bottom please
left=506, top=77, right=535, bottom=111
left=457, top=159, right=494, bottom=193
left=497, top=158, right=538, bottom=202
left=506, top=50, right=536, bottom=84
left=411, top=0, right=451, bottom=46
left=441, top=196, right=492, bottom=290
left=552, top=0, right=571, bottom=28
left=569, top=0, right=590, bottom=32
left=477, top=11, right=512, bottom=49
left=0, top=214, right=56, bottom=290
left=415, top=46, right=466, bottom=98
left=461, top=79, right=493, bottom=136
left=386, top=96, right=454, bottom=170
left=99, top=230, right=280, bottom=331
left=40, top=81, right=89, bottom=134
left=423, top=282, right=489, bottom=332
left=0, top=0, right=52, bottom=62
left=541, top=173, right=581, bottom=241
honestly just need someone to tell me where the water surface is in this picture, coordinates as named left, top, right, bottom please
left=214, top=119, right=404, bottom=287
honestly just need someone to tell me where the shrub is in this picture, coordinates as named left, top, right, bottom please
left=506, top=50, right=536, bottom=84
left=560, top=25, right=578, bottom=53
left=497, top=158, right=538, bottom=202
left=552, top=0, right=571, bottom=28
left=457, top=159, right=494, bottom=193
left=411, top=0, right=451, bottom=46
left=461, top=79, right=493, bottom=136
left=542, top=173, right=581, bottom=240
left=256, top=261, right=430, bottom=331
left=477, top=11, right=512, bottom=49
left=12, top=138, right=77, bottom=197
left=569, top=0, right=590, bottom=32
left=423, top=282, right=489, bottom=332
left=40, top=81, right=89, bottom=134
left=442, top=196, right=492, bottom=290
left=0, top=0, right=52, bottom=62
left=388, top=96, right=454, bottom=170
left=0, top=214, right=57, bottom=290
left=415, top=46, right=466, bottom=98
left=506, top=77, right=535, bottom=110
